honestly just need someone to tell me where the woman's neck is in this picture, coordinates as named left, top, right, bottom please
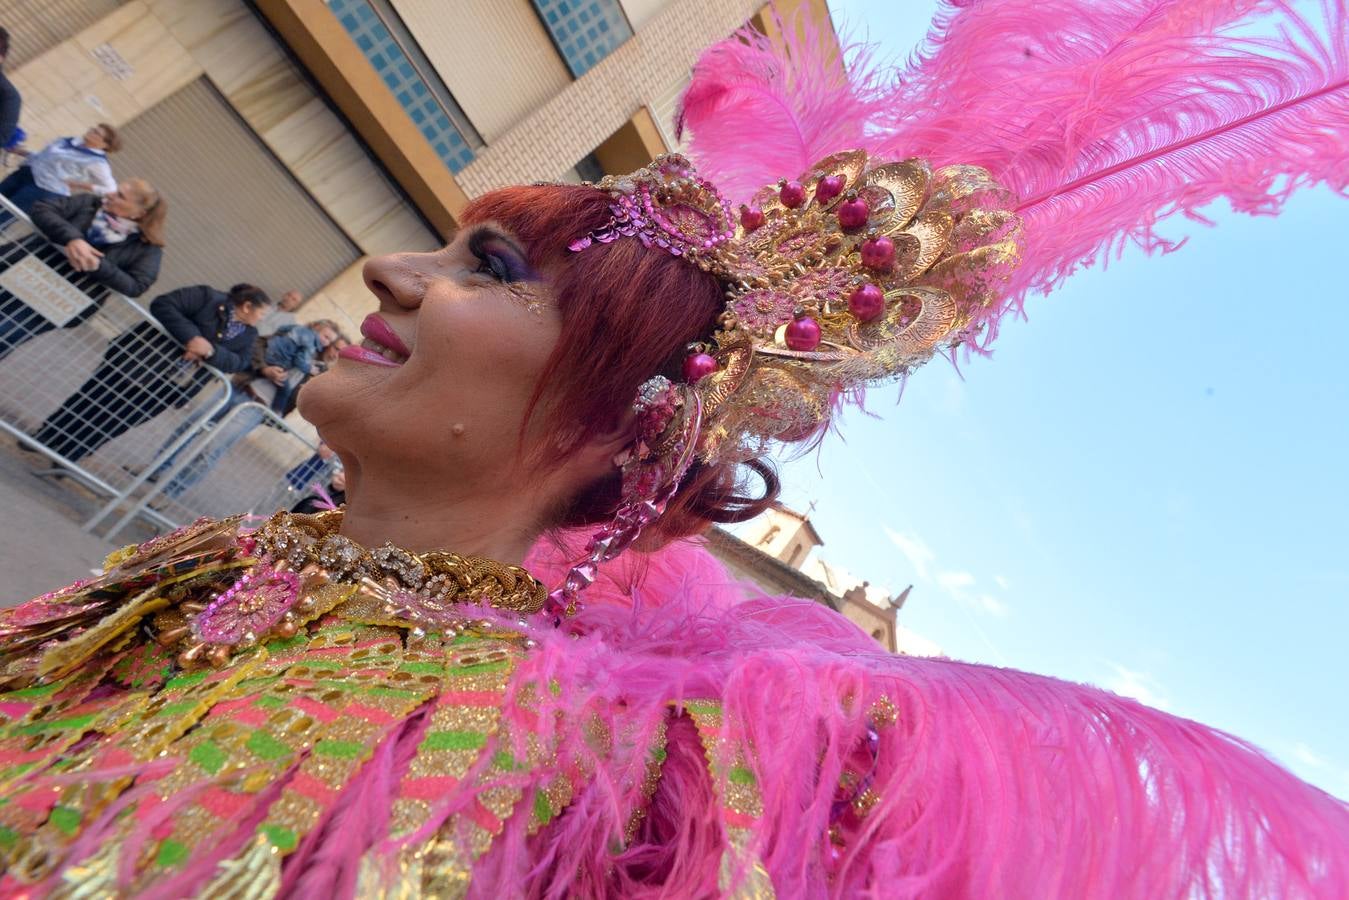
left=336, top=468, right=545, bottom=565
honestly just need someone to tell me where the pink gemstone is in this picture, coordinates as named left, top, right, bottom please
left=779, top=181, right=807, bottom=209
left=860, top=235, right=897, bottom=271
left=785, top=315, right=822, bottom=351
left=847, top=283, right=885, bottom=321
left=816, top=174, right=846, bottom=204
left=837, top=197, right=870, bottom=231
left=740, top=205, right=765, bottom=232
left=682, top=352, right=719, bottom=383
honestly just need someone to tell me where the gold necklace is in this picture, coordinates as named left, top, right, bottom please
left=249, top=510, right=547, bottom=614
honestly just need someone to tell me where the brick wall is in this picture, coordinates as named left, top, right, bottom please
left=454, top=0, right=762, bottom=195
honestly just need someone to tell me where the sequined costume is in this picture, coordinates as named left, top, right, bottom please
left=1, top=511, right=1346, bottom=897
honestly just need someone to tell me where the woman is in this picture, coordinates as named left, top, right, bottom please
left=0, top=177, right=165, bottom=358
left=31, top=283, right=270, bottom=464
left=0, top=1, right=1347, bottom=896
left=0, top=122, right=121, bottom=213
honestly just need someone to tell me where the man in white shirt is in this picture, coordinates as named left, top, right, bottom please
left=258, top=289, right=304, bottom=336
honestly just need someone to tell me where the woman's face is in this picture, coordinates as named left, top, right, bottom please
left=234, top=300, right=271, bottom=327
left=299, top=223, right=563, bottom=493
left=83, top=126, right=108, bottom=151
left=314, top=324, right=339, bottom=349
left=103, top=182, right=147, bottom=219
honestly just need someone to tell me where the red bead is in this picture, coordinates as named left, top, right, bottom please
left=739, top=205, right=765, bottom=232
left=860, top=235, right=897, bottom=271
left=847, top=283, right=885, bottom=321
left=682, top=352, right=719, bottom=383
left=837, top=197, right=870, bottom=230
left=815, top=174, right=846, bottom=203
left=779, top=180, right=807, bottom=209
left=785, top=314, right=822, bottom=351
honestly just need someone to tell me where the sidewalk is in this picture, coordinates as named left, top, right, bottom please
left=0, top=442, right=131, bottom=606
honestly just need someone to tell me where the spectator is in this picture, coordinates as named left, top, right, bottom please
left=263, top=319, right=340, bottom=413
left=286, top=441, right=340, bottom=494
left=290, top=464, right=346, bottom=515
left=1, top=123, right=121, bottom=213
left=29, top=283, right=270, bottom=463
left=151, top=321, right=342, bottom=498
left=258, top=289, right=303, bottom=336
left=0, top=179, right=166, bottom=358
left=0, top=29, right=21, bottom=150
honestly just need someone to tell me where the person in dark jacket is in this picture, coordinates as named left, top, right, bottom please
left=290, top=464, right=346, bottom=515
left=0, top=29, right=21, bottom=150
left=30, top=284, right=271, bottom=463
left=0, top=178, right=166, bottom=358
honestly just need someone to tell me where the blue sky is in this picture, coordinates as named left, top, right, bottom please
left=774, top=0, right=1349, bottom=798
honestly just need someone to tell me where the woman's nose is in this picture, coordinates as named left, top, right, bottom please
left=362, top=253, right=433, bottom=312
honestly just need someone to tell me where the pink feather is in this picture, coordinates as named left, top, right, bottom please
left=677, top=12, right=886, bottom=203
left=507, top=537, right=1349, bottom=897
left=680, top=0, right=1349, bottom=349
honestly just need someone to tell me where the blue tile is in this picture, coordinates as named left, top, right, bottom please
left=532, top=0, right=630, bottom=76
left=329, top=0, right=476, bottom=176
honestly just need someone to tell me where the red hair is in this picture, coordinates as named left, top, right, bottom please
left=461, top=184, right=776, bottom=544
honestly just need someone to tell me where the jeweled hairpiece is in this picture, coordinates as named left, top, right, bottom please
left=572, top=151, right=1022, bottom=464
left=547, top=151, right=1021, bottom=616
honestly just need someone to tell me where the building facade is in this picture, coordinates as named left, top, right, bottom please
left=706, top=502, right=930, bottom=654
left=1, top=0, right=836, bottom=338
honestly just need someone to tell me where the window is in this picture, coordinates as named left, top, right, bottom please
left=327, top=0, right=482, bottom=173
left=530, top=0, right=633, bottom=77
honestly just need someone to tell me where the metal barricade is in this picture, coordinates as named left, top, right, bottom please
left=107, top=399, right=325, bottom=538
left=0, top=195, right=232, bottom=535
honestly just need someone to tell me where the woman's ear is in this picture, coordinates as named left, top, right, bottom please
left=594, top=408, right=637, bottom=471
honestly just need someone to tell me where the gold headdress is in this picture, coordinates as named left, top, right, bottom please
left=550, top=151, right=1020, bottom=618
left=570, top=151, right=1022, bottom=463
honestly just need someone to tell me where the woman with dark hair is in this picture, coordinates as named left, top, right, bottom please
left=0, top=2, right=1347, bottom=896
left=0, top=177, right=166, bottom=358
left=30, top=282, right=270, bottom=463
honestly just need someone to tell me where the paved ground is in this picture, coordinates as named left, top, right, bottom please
left=0, top=440, right=156, bottom=606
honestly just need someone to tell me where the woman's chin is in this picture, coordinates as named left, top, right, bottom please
left=295, top=367, right=363, bottom=432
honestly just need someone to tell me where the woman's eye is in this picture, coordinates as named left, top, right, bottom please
left=473, top=252, right=511, bottom=282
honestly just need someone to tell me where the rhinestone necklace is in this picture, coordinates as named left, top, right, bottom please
left=248, top=509, right=547, bottom=614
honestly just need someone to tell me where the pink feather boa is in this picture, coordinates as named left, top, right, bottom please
left=264, top=535, right=1348, bottom=898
